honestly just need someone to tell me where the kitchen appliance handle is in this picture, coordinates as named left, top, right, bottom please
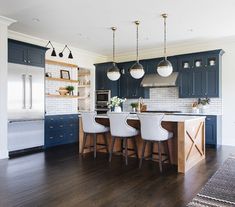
left=8, top=118, right=45, bottom=124
left=29, top=75, right=32, bottom=109
left=22, top=74, right=26, bottom=109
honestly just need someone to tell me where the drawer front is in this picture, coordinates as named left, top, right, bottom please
left=45, top=114, right=79, bottom=147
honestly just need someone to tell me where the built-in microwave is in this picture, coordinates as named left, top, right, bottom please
left=95, top=90, right=111, bottom=103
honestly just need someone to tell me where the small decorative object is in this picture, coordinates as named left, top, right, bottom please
left=195, top=60, right=201, bottom=67
left=183, top=62, right=189, bottom=68
left=57, top=87, right=68, bottom=96
left=130, top=102, right=138, bottom=112
left=66, top=85, right=74, bottom=95
left=192, top=101, right=199, bottom=113
left=108, top=96, right=126, bottom=112
left=60, top=70, right=70, bottom=80
left=209, top=59, right=215, bottom=66
left=198, top=98, right=210, bottom=113
left=45, top=72, right=52, bottom=77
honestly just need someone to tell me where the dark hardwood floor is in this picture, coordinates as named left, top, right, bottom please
left=0, top=145, right=234, bottom=207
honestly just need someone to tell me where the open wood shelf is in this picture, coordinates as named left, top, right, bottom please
left=46, top=77, right=79, bottom=83
left=46, top=94, right=87, bottom=99
left=77, top=85, right=90, bottom=88
left=77, top=72, right=90, bottom=77
left=46, top=59, right=78, bottom=68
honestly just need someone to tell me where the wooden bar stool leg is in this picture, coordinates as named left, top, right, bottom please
left=103, top=133, right=109, bottom=153
left=139, top=140, right=147, bottom=168
left=109, top=136, right=115, bottom=162
left=165, top=140, right=171, bottom=165
left=149, top=142, right=154, bottom=160
left=158, top=141, right=163, bottom=173
left=124, top=138, right=128, bottom=165
left=81, top=133, right=87, bottom=156
left=93, top=134, right=97, bottom=158
left=133, top=137, right=139, bottom=159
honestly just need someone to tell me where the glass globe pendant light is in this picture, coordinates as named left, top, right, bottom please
left=130, top=21, right=145, bottom=79
left=157, top=14, right=173, bottom=77
left=107, top=27, right=121, bottom=81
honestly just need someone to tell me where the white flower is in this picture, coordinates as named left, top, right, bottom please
left=108, top=96, right=126, bottom=108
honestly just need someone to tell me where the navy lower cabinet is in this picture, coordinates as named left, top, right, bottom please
left=45, top=114, right=79, bottom=148
left=205, top=115, right=222, bottom=148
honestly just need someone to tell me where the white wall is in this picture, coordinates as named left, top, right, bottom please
left=111, top=37, right=235, bottom=146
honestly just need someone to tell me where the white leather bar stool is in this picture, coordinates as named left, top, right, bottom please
left=107, top=112, right=139, bottom=165
left=80, top=111, right=109, bottom=158
left=137, top=113, right=173, bottom=172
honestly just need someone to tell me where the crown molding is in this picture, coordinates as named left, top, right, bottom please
left=0, top=16, right=16, bottom=26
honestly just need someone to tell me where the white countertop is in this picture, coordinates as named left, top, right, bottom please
left=95, top=114, right=206, bottom=123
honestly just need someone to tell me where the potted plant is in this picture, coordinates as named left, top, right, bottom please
left=108, top=96, right=126, bottom=112
left=198, top=98, right=210, bottom=113
left=130, top=102, right=138, bottom=112
left=66, top=85, right=74, bottom=96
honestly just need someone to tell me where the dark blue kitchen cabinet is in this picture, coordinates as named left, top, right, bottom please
left=118, top=61, right=149, bottom=99
left=178, top=50, right=224, bottom=98
left=45, top=114, right=79, bottom=148
left=95, top=62, right=119, bottom=97
left=8, top=39, right=47, bottom=67
left=205, top=115, right=221, bottom=147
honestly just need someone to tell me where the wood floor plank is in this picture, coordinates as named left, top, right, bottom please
left=0, top=144, right=234, bottom=207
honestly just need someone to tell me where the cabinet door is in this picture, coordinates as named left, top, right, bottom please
left=8, top=40, right=27, bottom=65
left=193, top=69, right=207, bottom=97
left=27, top=47, right=45, bottom=67
left=205, top=116, right=217, bottom=146
left=95, top=63, right=119, bottom=97
left=179, top=71, right=193, bottom=98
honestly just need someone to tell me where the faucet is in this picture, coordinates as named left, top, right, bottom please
left=137, top=97, right=143, bottom=112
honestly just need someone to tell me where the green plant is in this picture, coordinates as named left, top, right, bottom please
left=198, top=98, right=210, bottom=105
left=66, top=85, right=74, bottom=92
left=130, top=102, right=138, bottom=109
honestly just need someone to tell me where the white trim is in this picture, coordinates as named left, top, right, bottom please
left=0, top=150, right=9, bottom=159
left=0, top=16, right=16, bottom=26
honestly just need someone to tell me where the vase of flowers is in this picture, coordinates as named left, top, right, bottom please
left=108, top=96, right=126, bottom=112
left=198, top=98, right=210, bottom=113
left=192, top=101, right=199, bottom=113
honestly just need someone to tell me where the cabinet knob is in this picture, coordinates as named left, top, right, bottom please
left=59, top=125, right=63, bottom=128
left=59, top=135, right=63, bottom=138
left=28, top=60, right=31, bottom=63
left=49, top=136, right=54, bottom=139
left=24, top=60, right=27, bottom=63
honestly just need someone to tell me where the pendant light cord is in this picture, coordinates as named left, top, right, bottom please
left=136, top=22, right=139, bottom=62
left=164, top=15, right=167, bottom=60
left=112, top=27, right=116, bottom=63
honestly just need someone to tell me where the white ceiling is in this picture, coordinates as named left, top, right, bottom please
left=0, top=0, right=235, bottom=56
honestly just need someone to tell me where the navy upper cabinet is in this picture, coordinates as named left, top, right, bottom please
left=95, top=62, right=119, bottom=97
left=8, top=39, right=47, bottom=67
left=118, top=61, right=149, bottom=99
left=178, top=50, right=224, bottom=98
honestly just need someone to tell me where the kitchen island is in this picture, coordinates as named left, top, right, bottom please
left=79, top=114, right=206, bottom=173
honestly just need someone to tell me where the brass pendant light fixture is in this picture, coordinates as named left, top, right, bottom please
left=157, top=13, right=173, bottom=77
left=107, top=27, right=121, bottom=81
left=130, top=20, right=145, bottom=79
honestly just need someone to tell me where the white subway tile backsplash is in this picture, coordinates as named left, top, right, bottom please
left=123, top=87, right=222, bottom=115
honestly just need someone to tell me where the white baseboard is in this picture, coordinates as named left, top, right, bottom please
left=0, top=149, right=9, bottom=159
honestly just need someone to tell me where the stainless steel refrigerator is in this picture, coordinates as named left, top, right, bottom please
left=8, top=63, right=45, bottom=152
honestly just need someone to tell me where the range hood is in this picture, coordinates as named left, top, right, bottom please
left=141, top=72, right=179, bottom=88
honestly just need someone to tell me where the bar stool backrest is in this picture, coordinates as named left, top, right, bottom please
left=81, top=111, right=107, bottom=133
left=107, top=112, right=137, bottom=137
left=137, top=113, right=169, bottom=141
